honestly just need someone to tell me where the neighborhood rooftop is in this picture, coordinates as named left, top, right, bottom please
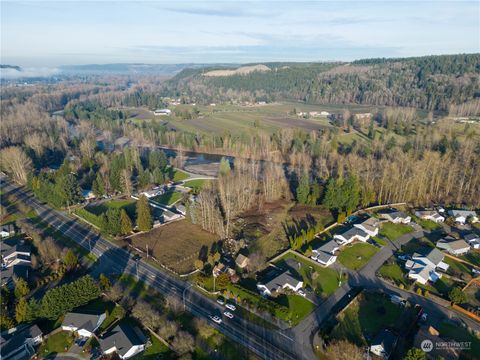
left=99, top=322, right=148, bottom=358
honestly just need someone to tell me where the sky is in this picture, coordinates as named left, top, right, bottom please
left=1, top=0, right=479, bottom=67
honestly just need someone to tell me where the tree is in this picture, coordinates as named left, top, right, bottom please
left=219, top=157, right=231, bottom=176
left=157, top=319, right=178, bottom=340
left=136, top=195, right=152, bottom=231
left=325, top=340, right=363, bottom=360
left=296, top=173, right=310, bottom=204
left=120, top=209, right=133, bottom=235
left=171, top=331, right=195, bottom=356
left=105, top=283, right=123, bottom=302
left=15, top=297, right=28, bottom=323
left=0, top=314, right=14, bottom=330
left=99, top=273, right=111, bottom=290
left=403, top=348, right=426, bottom=360
left=92, top=173, right=105, bottom=196
left=55, top=173, right=81, bottom=207
left=132, top=301, right=161, bottom=330
left=0, top=146, right=32, bottom=184
left=193, top=318, right=215, bottom=339
left=448, top=287, right=466, bottom=304
left=63, top=249, right=78, bottom=270
left=14, top=278, right=29, bottom=298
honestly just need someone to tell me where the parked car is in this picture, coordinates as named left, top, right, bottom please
left=297, top=289, right=306, bottom=297
left=210, top=315, right=222, bottom=324
left=217, top=297, right=225, bottom=305
left=225, top=303, right=236, bottom=311
left=224, top=311, right=234, bottom=319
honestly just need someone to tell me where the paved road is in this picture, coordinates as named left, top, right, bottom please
left=1, top=178, right=297, bottom=360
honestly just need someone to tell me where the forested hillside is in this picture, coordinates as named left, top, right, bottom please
left=165, top=54, right=480, bottom=111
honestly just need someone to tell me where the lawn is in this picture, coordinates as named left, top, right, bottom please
left=274, top=294, right=316, bottom=326
left=416, top=277, right=456, bottom=297
left=413, top=217, right=441, bottom=231
left=39, top=331, right=74, bottom=358
left=183, top=179, right=208, bottom=192
left=379, top=223, right=414, bottom=241
left=372, top=236, right=388, bottom=246
left=171, top=168, right=190, bottom=182
left=86, top=199, right=137, bottom=218
left=122, top=219, right=218, bottom=274
left=132, top=332, right=174, bottom=360
left=151, top=191, right=183, bottom=206
left=331, top=292, right=405, bottom=346
left=379, top=261, right=409, bottom=287
left=118, top=274, right=165, bottom=309
left=276, top=252, right=341, bottom=299
left=438, top=321, right=480, bottom=358
left=444, top=257, right=472, bottom=276
left=338, top=243, right=379, bottom=270
left=460, top=250, right=480, bottom=267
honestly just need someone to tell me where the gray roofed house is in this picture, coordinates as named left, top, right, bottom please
left=318, top=240, right=340, bottom=255
left=313, top=251, right=337, bottom=267
left=257, top=269, right=303, bottom=297
left=62, top=311, right=107, bottom=337
left=0, top=265, right=29, bottom=288
left=408, top=247, right=449, bottom=284
left=448, top=210, right=479, bottom=224
left=436, top=237, right=470, bottom=256
left=0, top=324, right=43, bottom=360
left=379, top=209, right=411, bottom=224
left=465, top=233, right=480, bottom=249
left=0, top=224, right=15, bottom=238
left=1, top=238, right=31, bottom=262
left=353, top=216, right=380, bottom=236
left=413, top=247, right=446, bottom=268
left=370, top=329, right=398, bottom=359
left=99, top=322, right=148, bottom=359
left=333, top=226, right=370, bottom=245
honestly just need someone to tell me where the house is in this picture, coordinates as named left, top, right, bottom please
left=436, top=237, right=470, bottom=256
left=370, top=329, right=398, bottom=359
left=0, top=224, right=15, bottom=238
left=464, top=233, right=480, bottom=249
left=81, top=188, right=96, bottom=200
left=353, top=216, right=380, bottom=237
left=448, top=210, right=479, bottom=224
left=235, top=254, right=249, bottom=269
left=257, top=269, right=303, bottom=297
left=153, top=109, right=172, bottom=116
left=333, top=226, right=370, bottom=245
left=415, top=210, right=445, bottom=223
left=1, top=238, right=31, bottom=268
left=0, top=324, right=43, bottom=360
left=99, top=322, right=148, bottom=360
left=406, top=248, right=449, bottom=285
left=379, top=209, right=411, bottom=224
left=212, top=262, right=226, bottom=277
left=61, top=311, right=107, bottom=338
left=114, top=137, right=131, bottom=150
left=162, top=210, right=181, bottom=222
left=0, top=265, right=29, bottom=288
left=311, top=240, right=339, bottom=266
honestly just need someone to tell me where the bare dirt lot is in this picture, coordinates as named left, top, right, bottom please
left=124, top=220, right=218, bottom=274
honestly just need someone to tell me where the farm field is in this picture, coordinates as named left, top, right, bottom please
left=122, top=220, right=218, bottom=274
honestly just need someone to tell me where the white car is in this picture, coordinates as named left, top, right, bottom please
left=223, top=311, right=234, bottom=319
left=297, top=289, right=306, bottom=297
left=225, top=303, right=236, bottom=311
left=210, top=315, right=222, bottom=324
left=216, top=297, right=225, bottom=305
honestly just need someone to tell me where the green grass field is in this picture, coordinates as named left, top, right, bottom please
left=86, top=199, right=137, bottom=218
left=151, top=191, right=183, bottom=206
left=132, top=332, right=173, bottom=360
left=444, top=257, right=472, bottom=275
left=416, top=277, right=456, bottom=297
left=438, top=321, right=480, bottom=357
left=413, top=216, right=442, bottom=231
left=460, top=250, right=480, bottom=267
left=338, top=243, right=379, bottom=270
left=274, top=294, right=316, bottom=325
left=171, top=168, right=190, bottom=182
left=379, top=223, right=414, bottom=241
left=276, top=252, right=341, bottom=299
left=379, top=261, right=409, bottom=286
left=183, top=179, right=208, bottom=191
left=331, top=292, right=404, bottom=346
left=38, top=331, right=74, bottom=358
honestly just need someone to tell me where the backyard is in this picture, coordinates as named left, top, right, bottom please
left=38, top=331, right=74, bottom=358
left=438, top=321, right=480, bottom=358
left=379, top=222, right=414, bottom=241
left=338, top=243, right=379, bottom=270
left=331, top=291, right=413, bottom=346
left=379, top=260, right=409, bottom=287
left=151, top=190, right=183, bottom=206
left=183, top=179, right=208, bottom=192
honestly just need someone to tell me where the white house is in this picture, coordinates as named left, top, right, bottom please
left=0, top=324, right=43, bottom=360
left=448, top=210, right=479, bottom=224
left=436, top=237, right=470, bottom=256
left=0, top=224, right=15, bottom=239
left=153, top=109, right=172, bottom=116
left=257, top=270, right=303, bottom=297
left=406, top=248, right=449, bottom=285
left=465, top=233, right=480, bottom=249
left=311, top=240, right=340, bottom=267
left=99, top=323, right=148, bottom=360
left=334, top=227, right=370, bottom=245
left=62, top=311, right=107, bottom=338
left=370, top=329, right=397, bottom=359
left=353, top=216, right=380, bottom=237
left=380, top=210, right=411, bottom=224
left=415, top=210, right=445, bottom=223
left=1, top=238, right=31, bottom=268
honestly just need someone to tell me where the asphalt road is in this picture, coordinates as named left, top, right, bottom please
left=1, top=178, right=298, bottom=360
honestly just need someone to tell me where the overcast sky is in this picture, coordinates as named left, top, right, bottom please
left=1, top=0, right=479, bottom=66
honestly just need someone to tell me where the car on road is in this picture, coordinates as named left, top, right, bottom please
left=297, top=289, right=306, bottom=297
left=224, top=311, right=234, bottom=319
left=210, top=315, right=222, bottom=324
left=217, top=297, right=225, bottom=305
left=225, top=303, right=236, bottom=311
left=397, top=254, right=411, bottom=261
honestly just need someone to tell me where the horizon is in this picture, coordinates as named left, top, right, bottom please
left=2, top=1, right=479, bottom=68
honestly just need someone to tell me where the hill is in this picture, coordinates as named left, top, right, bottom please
left=204, top=64, right=271, bottom=77
left=165, top=54, right=480, bottom=111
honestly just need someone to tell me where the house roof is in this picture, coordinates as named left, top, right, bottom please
left=62, top=311, right=105, bottom=332
left=0, top=224, right=14, bottom=233
left=413, top=247, right=444, bottom=266
left=317, top=240, right=339, bottom=254
left=0, top=324, right=42, bottom=357
left=416, top=210, right=442, bottom=218
left=437, top=239, right=470, bottom=251
left=261, top=270, right=302, bottom=293
left=235, top=254, right=249, bottom=268
left=99, top=322, right=147, bottom=357
left=371, top=329, right=397, bottom=356
left=1, top=238, right=31, bottom=258
left=336, top=226, right=368, bottom=240
left=448, top=210, right=477, bottom=217
left=464, top=233, right=480, bottom=242
left=0, top=265, right=29, bottom=286
left=315, top=251, right=336, bottom=264
left=354, top=216, right=379, bottom=232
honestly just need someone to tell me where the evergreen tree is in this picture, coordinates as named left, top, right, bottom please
left=15, top=297, right=28, bottom=323
left=55, top=173, right=81, bottom=207
left=105, top=208, right=121, bottom=235
left=120, top=209, right=133, bottom=235
left=64, top=249, right=78, bottom=270
left=92, top=173, right=105, bottom=196
left=152, top=168, right=165, bottom=184
left=136, top=195, right=152, bottom=231
left=14, top=278, right=29, bottom=298
left=368, top=119, right=375, bottom=139
left=219, top=157, right=231, bottom=176
left=296, top=174, right=310, bottom=204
